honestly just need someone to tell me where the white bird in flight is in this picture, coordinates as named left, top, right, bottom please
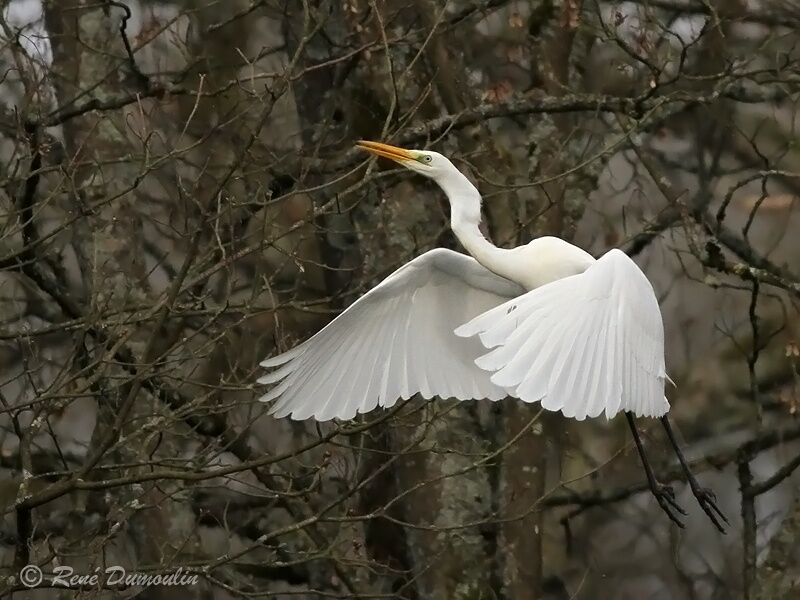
left=258, top=140, right=727, bottom=532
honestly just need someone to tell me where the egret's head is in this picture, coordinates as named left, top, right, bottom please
left=356, top=140, right=454, bottom=181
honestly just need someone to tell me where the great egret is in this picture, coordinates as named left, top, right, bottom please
left=258, top=140, right=727, bottom=532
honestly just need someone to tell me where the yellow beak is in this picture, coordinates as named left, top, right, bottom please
left=356, top=140, right=416, bottom=163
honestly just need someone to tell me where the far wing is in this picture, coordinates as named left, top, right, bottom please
left=258, top=248, right=525, bottom=421
left=455, top=249, right=669, bottom=420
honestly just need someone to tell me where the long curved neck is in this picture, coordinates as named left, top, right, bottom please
left=437, top=170, right=512, bottom=280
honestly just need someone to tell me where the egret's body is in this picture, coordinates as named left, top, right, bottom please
left=473, top=235, right=595, bottom=290
left=258, top=140, right=726, bottom=531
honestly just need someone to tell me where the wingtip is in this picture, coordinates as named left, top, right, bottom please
left=260, top=356, right=285, bottom=368
left=453, top=323, right=474, bottom=338
left=257, top=372, right=284, bottom=385
left=258, top=386, right=284, bottom=404
left=259, top=345, right=304, bottom=368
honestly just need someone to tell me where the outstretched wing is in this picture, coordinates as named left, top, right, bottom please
left=455, top=249, right=669, bottom=420
left=258, top=248, right=525, bottom=420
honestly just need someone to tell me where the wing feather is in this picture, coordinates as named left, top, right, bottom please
left=553, top=308, right=596, bottom=419
left=584, top=302, right=614, bottom=418
left=279, top=318, right=357, bottom=417
left=362, top=294, right=403, bottom=416
left=457, top=249, right=669, bottom=420
left=258, top=249, right=524, bottom=420
left=353, top=300, right=400, bottom=418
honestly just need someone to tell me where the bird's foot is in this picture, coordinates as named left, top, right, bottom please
left=652, top=482, right=687, bottom=528
left=690, top=485, right=729, bottom=534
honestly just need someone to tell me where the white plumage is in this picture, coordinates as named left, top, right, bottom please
left=455, top=249, right=668, bottom=420
left=259, top=249, right=523, bottom=420
left=258, top=141, right=669, bottom=423
left=257, top=141, right=735, bottom=534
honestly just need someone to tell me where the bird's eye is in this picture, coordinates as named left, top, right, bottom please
left=423, top=156, right=432, bottom=163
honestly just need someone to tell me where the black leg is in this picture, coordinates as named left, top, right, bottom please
left=626, top=412, right=687, bottom=528
left=659, top=415, right=729, bottom=533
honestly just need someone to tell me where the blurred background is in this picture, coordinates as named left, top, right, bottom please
left=0, top=0, right=798, bottom=598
